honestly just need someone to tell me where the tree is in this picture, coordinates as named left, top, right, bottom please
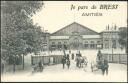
left=1, top=1, right=44, bottom=72
left=118, top=27, right=127, bottom=53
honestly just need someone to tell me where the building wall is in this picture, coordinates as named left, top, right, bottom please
left=49, top=39, right=69, bottom=50
left=49, top=36, right=102, bottom=50
left=102, top=31, right=120, bottom=49
left=44, top=23, right=121, bottom=50
left=83, top=38, right=102, bottom=49
left=48, top=31, right=120, bottom=50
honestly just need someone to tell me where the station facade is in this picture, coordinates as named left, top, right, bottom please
left=44, top=22, right=121, bottom=51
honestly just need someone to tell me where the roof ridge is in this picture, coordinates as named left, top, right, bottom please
left=75, top=22, right=99, bottom=34
left=51, top=22, right=99, bottom=35
left=51, top=22, right=76, bottom=35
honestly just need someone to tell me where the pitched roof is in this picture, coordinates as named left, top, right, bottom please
left=51, top=22, right=99, bottom=36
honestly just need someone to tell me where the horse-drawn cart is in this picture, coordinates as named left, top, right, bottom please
left=91, top=55, right=109, bottom=73
left=91, top=58, right=103, bottom=72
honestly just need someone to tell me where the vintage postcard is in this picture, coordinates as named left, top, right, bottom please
left=1, top=1, right=127, bottom=82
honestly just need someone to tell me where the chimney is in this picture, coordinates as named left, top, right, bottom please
left=108, top=24, right=109, bottom=30
left=114, top=24, right=117, bottom=30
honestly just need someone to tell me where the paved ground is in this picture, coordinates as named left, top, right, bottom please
left=1, top=60, right=127, bottom=82
left=1, top=49, right=127, bottom=82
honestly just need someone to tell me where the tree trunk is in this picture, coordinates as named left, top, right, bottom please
left=23, top=54, right=24, bottom=70
left=13, top=55, right=16, bottom=73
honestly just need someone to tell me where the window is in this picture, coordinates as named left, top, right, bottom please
left=64, top=42, right=67, bottom=44
left=52, top=42, right=55, bottom=45
left=85, top=41, right=88, bottom=44
left=91, top=41, right=94, bottom=44
left=84, top=41, right=88, bottom=49
left=84, top=44, right=88, bottom=49
left=58, top=42, right=62, bottom=49
left=51, top=42, right=56, bottom=48
left=58, top=42, right=61, bottom=45
left=90, top=41, right=95, bottom=49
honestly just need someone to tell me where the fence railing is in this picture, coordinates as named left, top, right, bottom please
left=31, top=55, right=63, bottom=65
left=102, top=53, right=127, bottom=64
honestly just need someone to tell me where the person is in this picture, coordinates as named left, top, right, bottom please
left=75, top=54, right=79, bottom=67
left=72, top=53, right=74, bottom=60
left=97, top=50, right=102, bottom=61
left=61, top=56, right=66, bottom=69
left=67, top=54, right=69, bottom=60
left=97, top=50, right=103, bottom=66
left=101, top=59, right=109, bottom=75
left=79, top=51, right=82, bottom=57
left=104, top=59, right=109, bottom=75
left=38, top=60, right=43, bottom=72
left=66, top=60, right=70, bottom=69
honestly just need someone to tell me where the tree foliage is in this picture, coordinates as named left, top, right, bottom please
left=1, top=1, right=44, bottom=61
left=118, top=27, right=127, bottom=48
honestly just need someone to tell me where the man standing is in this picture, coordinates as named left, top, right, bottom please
left=72, top=53, right=74, bottom=60
left=67, top=54, right=69, bottom=60
left=101, top=59, right=109, bottom=75
left=61, top=56, right=66, bottom=69
left=75, top=54, right=79, bottom=67
left=38, top=60, right=43, bottom=72
left=97, top=50, right=102, bottom=61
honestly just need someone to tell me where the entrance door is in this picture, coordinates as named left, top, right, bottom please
left=73, top=37, right=79, bottom=49
left=69, top=36, right=83, bottom=50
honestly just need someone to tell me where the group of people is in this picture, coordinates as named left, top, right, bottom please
left=61, top=50, right=88, bottom=69
left=61, top=54, right=71, bottom=69
left=33, top=50, right=109, bottom=76
left=61, top=50, right=109, bottom=75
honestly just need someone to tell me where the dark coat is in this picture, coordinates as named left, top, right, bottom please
left=61, top=58, right=66, bottom=64
left=67, top=60, right=70, bottom=65
left=104, top=59, right=109, bottom=68
left=39, top=61, right=42, bottom=67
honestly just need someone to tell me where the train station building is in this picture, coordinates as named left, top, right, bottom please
left=44, top=22, right=121, bottom=50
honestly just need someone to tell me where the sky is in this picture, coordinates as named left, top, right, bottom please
left=32, top=1, right=127, bottom=33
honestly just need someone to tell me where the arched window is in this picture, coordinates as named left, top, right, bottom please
left=51, top=42, right=56, bottom=50
left=84, top=41, right=88, bottom=49
left=90, top=41, right=95, bottom=49
left=58, top=42, right=62, bottom=50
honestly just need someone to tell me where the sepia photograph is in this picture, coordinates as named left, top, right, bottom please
left=1, top=1, right=127, bottom=82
